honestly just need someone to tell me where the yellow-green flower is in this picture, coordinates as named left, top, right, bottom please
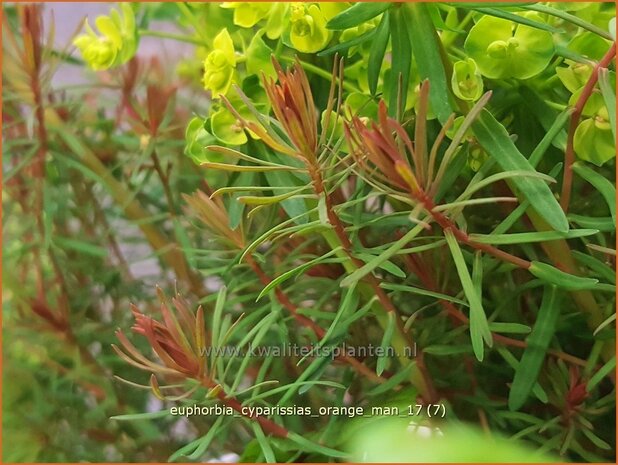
left=289, top=3, right=332, bottom=53
left=203, top=29, right=236, bottom=98
left=464, top=13, right=554, bottom=80
left=572, top=92, right=615, bottom=166
left=220, top=2, right=273, bottom=28
left=73, top=4, right=137, bottom=71
left=451, top=58, right=484, bottom=101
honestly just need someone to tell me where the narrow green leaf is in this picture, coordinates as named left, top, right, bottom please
left=572, top=250, right=616, bottom=284
left=444, top=230, right=492, bottom=361
left=522, top=3, right=613, bottom=40
left=489, top=323, right=531, bottom=334
left=326, top=2, right=390, bottom=30
left=110, top=410, right=169, bottom=421
left=572, top=162, right=616, bottom=222
left=356, top=253, right=406, bottom=278
left=388, top=6, right=411, bottom=115
left=381, top=282, right=468, bottom=306
left=497, top=347, right=547, bottom=404
left=377, top=312, right=396, bottom=376
left=472, top=109, right=569, bottom=232
left=211, top=286, right=227, bottom=349
left=406, top=3, right=453, bottom=123
left=568, top=215, right=615, bottom=232
left=251, top=423, right=276, bottom=463
left=201, top=162, right=300, bottom=172
left=459, top=170, right=556, bottom=201
left=250, top=380, right=345, bottom=403
left=472, top=251, right=483, bottom=298
left=367, top=363, right=415, bottom=396
left=471, top=7, right=563, bottom=33
left=594, top=313, right=616, bottom=336
left=184, top=416, right=225, bottom=460
left=340, top=223, right=426, bottom=287
left=529, top=261, right=599, bottom=290
left=207, top=145, right=294, bottom=168
left=581, top=428, right=612, bottom=451
left=53, top=236, right=108, bottom=257
left=287, top=432, right=347, bottom=458
left=318, top=27, right=376, bottom=56
left=528, top=109, right=571, bottom=167
left=257, top=248, right=342, bottom=300
left=368, top=11, right=390, bottom=95
left=264, top=169, right=309, bottom=225
left=423, top=345, right=472, bottom=356
left=509, top=285, right=561, bottom=411
left=521, top=88, right=567, bottom=151
left=469, top=229, right=598, bottom=245
left=587, top=356, right=616, bottom=392
left=240, top=212, right=317, bottom=263
left=317, top=194, right=329, bottom=225
left=320, top=284, right=359, bottom=345
left=238, top=189, right=308, bottom=206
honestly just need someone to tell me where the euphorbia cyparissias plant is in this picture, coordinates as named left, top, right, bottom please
left=12, top=2, right=612, bottom=462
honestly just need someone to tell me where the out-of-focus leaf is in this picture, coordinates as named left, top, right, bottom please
left=406, top=3, right=452, bottom=123
left=367, top=11, right=390, bottom=95
left=326, top=2, right=390, bottom=30
left=509, top=285, right=561, bottom=411
left=472, top=110, right=569, bottom=233
left=388, top=6, right=411, bottom=115
left=376, top=312, right=396, bottom=376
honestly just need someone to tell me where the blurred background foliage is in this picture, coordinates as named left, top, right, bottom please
left=2, top=2, right=616, bottom=462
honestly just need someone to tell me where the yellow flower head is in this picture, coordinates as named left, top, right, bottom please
left=73, top=4, right=137, bottom=71
left=220, top=2, right=273, bottom=28
left=202, top=28, right=236, bottom=98
left=289, top=3, right=332, bottom=53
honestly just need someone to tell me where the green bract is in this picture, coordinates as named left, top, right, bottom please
left=202, top=28, right=236, bottom=98
left=451, top=58, right=483, bottom=101
left=464, top=13, right=554, bottom=79
left=73, top=4, right=137, bottom=71
left=184, top=117, right=224, bottom=164
left=211, top=107, right=247, bottom=146
left=220, top=2, right=273, bottom=28
left=246, top=33, right=275, bottom=79
left=289, top=3, right=332, bottom=53
left=571, top=92, right=615, bottom=166
left=556, top=61, right=593, bottom=93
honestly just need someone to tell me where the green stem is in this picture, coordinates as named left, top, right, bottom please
left=139, top=29, right=205, bottom=46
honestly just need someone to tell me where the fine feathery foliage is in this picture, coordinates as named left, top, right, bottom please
left=3, top=2, right=616, bottom=463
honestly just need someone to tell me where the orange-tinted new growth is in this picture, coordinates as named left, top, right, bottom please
left=345, top=100, right=420, bottom=194
left=263, top=58, right=318, bottom=160
left=114, top=291, right=206, bottom=379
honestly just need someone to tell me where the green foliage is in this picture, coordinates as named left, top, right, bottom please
left=4, top=2, right=616, bottom=463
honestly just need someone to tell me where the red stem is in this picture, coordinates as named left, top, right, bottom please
left=418, top=191, right=532, bottom=270
left=561, top=42, right=616, bottom=212
left=401, top=250, right=588, bottom=367
left=245, top=255, right=385, bottom=383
